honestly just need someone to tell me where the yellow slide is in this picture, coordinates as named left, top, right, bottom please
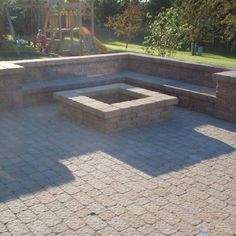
left=80, top=27, right=108, bottom=54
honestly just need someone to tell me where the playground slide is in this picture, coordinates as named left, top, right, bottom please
left=94, top=37, right=108, bottom=54
left=80, top=27, right=107, bottom=54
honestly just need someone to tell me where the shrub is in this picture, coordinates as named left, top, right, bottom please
left=143, top=7, right=188, bottom=57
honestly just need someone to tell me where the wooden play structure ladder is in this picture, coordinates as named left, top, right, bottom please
left=43, top=1, right=107, bottom=55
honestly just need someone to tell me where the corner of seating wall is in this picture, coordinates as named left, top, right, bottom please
left=0, top=62, right=25, bottom=111
left=212, top=70, right=236, bottom=123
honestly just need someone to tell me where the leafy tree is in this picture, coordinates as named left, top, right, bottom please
left=178, top=0, right=216, bottom=43
left=146, top=0, right=173, bottom=21
left=94, top=0, right=142, bottom=24
left=107, top=2, right=144, bottom=48
left=95, top=0, right=123, bottom=24
left=0, top=8, right=4, bottom=38
left=212, top=0, right=236, bottom=49
left=143, top=7, right=188, bottom=57
left=178, top=0, right=236, bottom=48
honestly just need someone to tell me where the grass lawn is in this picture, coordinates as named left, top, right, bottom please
left=102, top=38, right=236, bottom=68
left=1, top=35, right=236, bottom=68
left=0, top=51, right=48, bottom=61
left=0, top=35, right=48, bottom=61
left=0, top=36, right=79, bottom=61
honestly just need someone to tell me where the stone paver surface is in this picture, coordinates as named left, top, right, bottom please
left=0, top=104, right=236, bottom=236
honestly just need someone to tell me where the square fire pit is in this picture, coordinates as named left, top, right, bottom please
left=54, top=83, right=178, bottom=133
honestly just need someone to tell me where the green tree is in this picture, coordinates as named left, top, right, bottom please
left=95, top=0, right=122, bottom=24
left=143, top=7, right=188, bottom=57
left=95, top=0, right=145, bottom=24
left=146, top=0, right=173, bottom=21
left=0, top=8, right=4, bottom=38
left=178, top=0, right=236, bottom=48
left=178, top=0, right=215, bottom=43
left=212, top=0, right=236, bottom=49
left=107, top=2, right=144, bottom=48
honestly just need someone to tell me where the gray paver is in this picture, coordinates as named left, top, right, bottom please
left=0, top=104, right=236, bottom=235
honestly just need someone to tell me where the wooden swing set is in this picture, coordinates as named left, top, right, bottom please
left=0, top=0, right=106, bottom=56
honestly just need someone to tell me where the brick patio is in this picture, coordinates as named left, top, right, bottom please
left=0, top=104, right=236, bottom=235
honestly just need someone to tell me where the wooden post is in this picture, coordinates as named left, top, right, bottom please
left=79, top=0, right=83, bottom=54
left=39, top=6, right=44, bottom=30
left=0, top=7, right=5, bottom=37
left=76, top=10, right=79, bottom=27
left=5, top=7, right=20, bottom=56
left=91, top=0, right=94, bottom=35
left=58, top=8, right=62, bottom=41
left=44, top=7, right=50, bottom=34
left=5, top=7, right=16, bottom=41
left=70, top=10, right=74, bottom=43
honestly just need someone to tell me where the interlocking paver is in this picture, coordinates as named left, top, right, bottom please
left=6, top=219, right=31, bottom=236
left=120, top=212, right=146, bottom=228
left=51, top=222, right=68, bottom=234
left=27, top=219, right=52, bottom=235
left=38, top=210, right=62, bottom=227
left=99, top=210, right=116, bottom=221
left=126, top=204, right=147, bottom=216
left=108, top=216, right=129, bottom=232
left=64, top=215, right=85, bottom=230
left=0, top=222, right=8, bottom=233
left=137, top=224, right=156, bottom=235
left=0, top=209, right=16, bottom=224
left=6, top=200, right=27, bottom=214
left=140, top=212, right=159, bottom=225
left=121, top=227, right=143, bottom=236
left=29, top=203, right=48, bottom=215
left=154, top=220, right=178, bottom=235
left=97, top=226, right=120, bottom=236
left=0, top=104, right=235, bottom=235
left=84, top=215, right=107, bottom=231
left=16, top=209, right=38, bottom=224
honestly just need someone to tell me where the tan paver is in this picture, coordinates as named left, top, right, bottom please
left=0, top=104, right=236, bottom=235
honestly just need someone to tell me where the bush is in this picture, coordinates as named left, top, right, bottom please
left=143, top=7, right=188, bottom=57
left=107, top=3, right=144, bottom=48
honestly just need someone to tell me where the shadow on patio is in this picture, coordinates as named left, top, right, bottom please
left=0, top=104, right=235, bottom=202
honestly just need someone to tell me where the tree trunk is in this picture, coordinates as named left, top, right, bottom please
left=125, top=36, right=129, bottom=48
left=0, top=9, right=4, bottom=38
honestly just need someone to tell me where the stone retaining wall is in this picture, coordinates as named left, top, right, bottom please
left=0, top=53, right=235, bottom=123
left=128, top=53, right=227, bottom=88
left=15, top=54, right=129, bottom=82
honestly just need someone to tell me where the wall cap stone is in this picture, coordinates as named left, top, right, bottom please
left=128, top=53, right=232, bottom=72
left=12, top=53, right=130, bottom=68
left=1, top=52, right=235, bottom=84
left=0, top=62, right=24, bottom=76
left=213, top=71, right=236, bottom=84
left=5, top=52, right=234, bottom=72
